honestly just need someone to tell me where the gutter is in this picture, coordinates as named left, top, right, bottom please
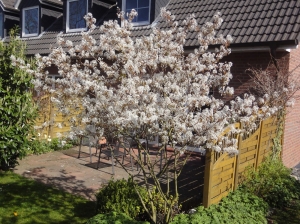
left=184, top=39, right=299, bottom=53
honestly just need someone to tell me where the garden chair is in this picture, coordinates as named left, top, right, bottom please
left=77, top=125, right=98, bottom=163
left=97, top=136, right=133, bottom=175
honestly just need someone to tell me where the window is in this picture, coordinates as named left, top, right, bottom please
left=0, top=12, right=3, bottom=38
left=67, top=0, right=87, bottom=32
left=22, top=6, right=39, bottom=37
left=123, top=0, right=151, bottom=25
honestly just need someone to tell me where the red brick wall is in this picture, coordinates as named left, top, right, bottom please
left=282, top=46, right=300, bottom=168
left=220, top=51, right=289, bottom=100
left=223, top=49, right=300, bottom=167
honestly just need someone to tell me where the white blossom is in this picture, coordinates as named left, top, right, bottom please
left=11, top=10, right=277, bottom=156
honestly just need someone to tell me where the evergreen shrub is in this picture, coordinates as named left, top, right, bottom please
left=95, top=178, right=147, bottom=219
left=0, top=27, right=37, bottom=169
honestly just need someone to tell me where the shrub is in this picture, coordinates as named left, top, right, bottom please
left=86, top=212, right=150, bottom=224
left=241, top=157, right=300, bottom=208
left=95, top=178, right=147, bottom=219
left=147, top=187, right=180, bottom=224
left=0, top=27, right=37, bottom=170
left=171, top=189, right=268, bottom=224
left=27, top=137, right=74, bottom=155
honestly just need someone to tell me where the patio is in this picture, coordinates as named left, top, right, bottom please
left=13, top=145, right=205, bottom=209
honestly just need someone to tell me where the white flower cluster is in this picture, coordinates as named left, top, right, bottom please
left=12, top=10, right=277, bottom=154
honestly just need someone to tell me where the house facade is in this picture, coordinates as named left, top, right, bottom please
left=1, top=0, right=300, bottom=167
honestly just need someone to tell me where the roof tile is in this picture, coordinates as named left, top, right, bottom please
left=23, top=0, right=300, bottom=55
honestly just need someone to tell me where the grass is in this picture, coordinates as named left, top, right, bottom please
left=0, top=171, right=96, bottom=224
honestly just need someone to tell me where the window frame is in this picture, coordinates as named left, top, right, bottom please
left=0, top=12, right=3, bottom=39
left=66, top=0, right=88, bottom=33
left=122, top=0, right=151, bottom=26
left=22, top=6, right=39, bottom=37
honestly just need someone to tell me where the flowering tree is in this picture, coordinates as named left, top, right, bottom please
left=14, top=9, right=276, bottom=223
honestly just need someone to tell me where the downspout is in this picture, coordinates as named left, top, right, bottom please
left=271, top=39, right=299, bottom=72
left=270, top=45, right=280, bottom=72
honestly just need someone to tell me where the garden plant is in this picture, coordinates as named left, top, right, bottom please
left=0, top=28, right=37, bottom=170
left=13, top=8, right=283, bottom=223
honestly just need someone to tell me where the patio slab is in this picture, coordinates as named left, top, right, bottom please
left=13, top=146, right=133, bottom=201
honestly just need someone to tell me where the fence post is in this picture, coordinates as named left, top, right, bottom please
left=46, top=95, right=51, bottom=137
left=233, top=135, right=242, bottom=190
left=49, top=97, right=54, bottom=138
left=203, top=149, right=214, bottom=207
left=255, top=119, right=266, bottom=170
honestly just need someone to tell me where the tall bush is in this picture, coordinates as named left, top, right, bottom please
left=0, top=28, right=37, bottom=170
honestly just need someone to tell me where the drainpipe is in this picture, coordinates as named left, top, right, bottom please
left=270, top=45, right=280, bottom=72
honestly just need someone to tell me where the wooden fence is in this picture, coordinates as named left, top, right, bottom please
left=35, top=95, right=76, bottom=138
left=203, top=116, right=279, bottom=207
left=35, top=98, right=280, bottom=207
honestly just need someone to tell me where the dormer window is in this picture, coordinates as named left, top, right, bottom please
left=66, top=0, right=87, bottom=32
left=123, top=0, right=151, bottom=26
left=22, top=6, right=39, bottom=37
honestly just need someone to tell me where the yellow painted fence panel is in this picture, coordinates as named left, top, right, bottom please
left=35, top=95, right=83, bottom=138
left=203, top=116, right=280, bottom=207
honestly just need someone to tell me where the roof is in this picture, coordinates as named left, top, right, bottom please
left=42, top=0, right=63, bottom=6
left=14, top=0, right=63, bottom=9
left=1, top=0, right=18, bottom=11
left=23, top=0, right=300, bottom=55
left=131, top=0, right=300, bottom=47
left=22, top=1, right=118, bottom=55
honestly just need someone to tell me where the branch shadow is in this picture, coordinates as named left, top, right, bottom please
left=0, top=172, right=95, bottom=224
left=20, top=167, right=98, bottom=201
left=136, top=154, right=206, bottom=211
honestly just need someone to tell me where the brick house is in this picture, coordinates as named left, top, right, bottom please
left=1, top=0, right=300, bottom=167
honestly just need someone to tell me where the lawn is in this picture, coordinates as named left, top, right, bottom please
left=0, top=171, right=95, bottom=224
